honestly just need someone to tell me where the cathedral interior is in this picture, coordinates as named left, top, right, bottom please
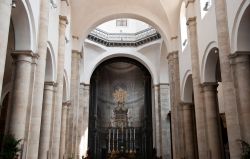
left=0, top=0, right=250, bottom=159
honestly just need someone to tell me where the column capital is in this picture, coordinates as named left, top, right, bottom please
left=167, top=51, right=178, bottom=60
left=229, top=51, right=250, bottom=65
left=185, top=0, right=195, bottom=8
left=62, top=100, right=71, bottom=107
left=186, top=17, right=196, bottom=26
left=201, top=82, right=218, bottom=92
left=59, top=15, right=69, bottom=26
left=11, top=50, right=38, bottom=63
left=44, top=81, right=57, bottom=86
left=72, top=50, right=83, bottom=58
left=80, top=83, right=90, bottom=87
left=180, top=102, right=193, bottom=110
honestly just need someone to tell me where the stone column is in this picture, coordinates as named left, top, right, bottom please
left=0, top=0, right=12, bottom=96
left=26, top=0, right=50, bottom=158
left=230, top=53, right=250, bottom=142
left=38, top=82, right=56, bottom=159
left=9, top=51, right=34, bottom=152
left=202, top=83, right=223, bottom=159
left=153, top=85, right=162, bottom=157
left=187, top=16, right=208, bottom=158
left=82, top=84, right=90, bottom=156
left=78, top=83, right=84, bottom=157
left=159, top=84, right=171, bottom=159
left=181, top=103, right=196, bottom=159
left=167, top=51, right=184, bottom=159
left=214, top=0, right=242, bottom=158
left=59, top=101, right=70, bottom=159
left=51, top=15, right=68, bottom=159
left=66, top=50, right=81, bottom=157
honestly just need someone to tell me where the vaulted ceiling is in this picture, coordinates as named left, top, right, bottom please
left=70, top=0, right=183, bottom=42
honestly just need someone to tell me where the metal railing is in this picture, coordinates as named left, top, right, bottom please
left=89, top=27, right=158, bottom=42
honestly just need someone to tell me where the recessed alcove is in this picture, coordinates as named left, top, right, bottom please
left=88, top=57, right=153, bottom=159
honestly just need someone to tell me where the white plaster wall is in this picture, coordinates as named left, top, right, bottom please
left=81, top=40, right=169, bottom=85
left=179, top=43, right=192, bottom=98
left=63, top=3, right=72, bottom=93
left=48, top=4, right=59, bottom=76
left=226, top=0, right=244, bottom=52
left=26, top=0, right=40, bottom=51
left=196, top=0, right=218, bottom=82
left=179, top=0, right=218, bottom=96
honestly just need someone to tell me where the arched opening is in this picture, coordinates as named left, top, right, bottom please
left=237, top=4, right=250, bottom=51
left=89, top=57, right=153, bottom=159
left=182, top=74, right=198, bottom=159
left=0, top=19, right=15, bottom=148
left=203, top=47, right=229, bottom=158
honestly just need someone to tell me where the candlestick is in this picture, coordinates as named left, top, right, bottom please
left=112, top=128, right=114, bottom=151
left=108, top=128, right=111, bottom=153
left=134, top=128, right=136, bottom=152
left=130, top=128, right=132, bottom=152
left=126, top=128, right=128, bottom=152
left=117, top=128, right=119, bottom=151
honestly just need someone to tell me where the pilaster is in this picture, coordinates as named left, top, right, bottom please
left=230, top=52, right=250, bottom=143
left=59, top=101, right=71, bottom=159
left=167, top=51, right=185, bottom=159
left=51, top=14, right=68, bottom=159
left=38, top=81, right=56, bottom=159
left=186, top=12, right=208, bottom=158
left=214, top=0, right=242, bottom=158
left=202, top=82, right=224, bottom=159
left=181, top=102, right=196, bottom=159
left=26, top=0, right=50, bottom=158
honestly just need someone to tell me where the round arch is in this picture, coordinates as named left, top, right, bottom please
left=181, top=70, right=193, bottom=103
left=201, top=41, right=219, bottom=83
left=63, top=70, right=70, bottom=102
left=231, top=1, right=250, bottom=52
left=0, top=82, right=12, bottom=106
left=11, top=0, right=36, bottom=51
left=45, top=42, right=56, bottom=82
left=82, top=51, right=159, bottom=85
left=74, top=8, right=172, bottom=53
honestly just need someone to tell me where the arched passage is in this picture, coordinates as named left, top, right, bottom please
left=232, top=1, right=250, bottom=52
left=88, top=57, right=153, bottom=159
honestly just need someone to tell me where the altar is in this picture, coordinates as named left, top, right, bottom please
left=106, top=88, right=138, bottom=159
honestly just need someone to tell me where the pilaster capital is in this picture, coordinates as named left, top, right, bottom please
left=186, top=17, right=196, bottom=26
left=229, top=51, right=250, bottom=65
left=180, top=102, right=193, bottom=110
left=201, top=82, right=218, bottom=92
left=59, top=15, right=69, bottom=26
left=167, top=51, right=178, bottom=60
left=44, top=81, right=57, bottom=86
left=72, top=50, right=83, bottom=58
left=185, top=0, right=195, bottom=8
left=62, top=100, right=71, bottom=107
left=61, top=0, right=70, bottom=6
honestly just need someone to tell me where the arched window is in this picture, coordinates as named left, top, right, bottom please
left=180, top=2, right=188, bottom=51
left=200, top=0, right=212, bottom=19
